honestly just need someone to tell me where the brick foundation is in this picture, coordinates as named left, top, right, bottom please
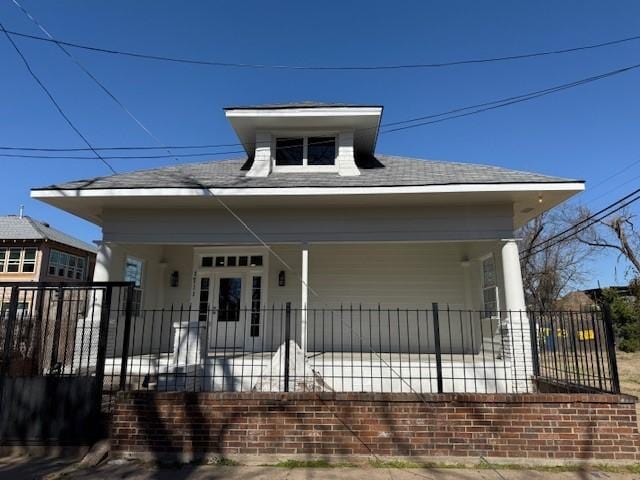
left=111, top=392, right=640, bottom=462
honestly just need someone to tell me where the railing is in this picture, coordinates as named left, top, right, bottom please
left=530, top=308, right=620, bottom=393
left=0, top=281, right=621, bottom=416
left=100, top=302, right=620, bottom=398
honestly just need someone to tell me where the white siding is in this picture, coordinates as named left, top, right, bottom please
left=101, top=204, right=514, bottom=244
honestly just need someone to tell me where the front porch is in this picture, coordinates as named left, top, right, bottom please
left=88, top=240, right=536, bottom=394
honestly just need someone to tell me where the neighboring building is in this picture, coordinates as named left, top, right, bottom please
left=30, top=103, right=584, bottom=393
left=556, top=286, right=635, bottom=311
left=0, top=214, right=96, bottom=285
left=554, top=291, right=597, bottom=311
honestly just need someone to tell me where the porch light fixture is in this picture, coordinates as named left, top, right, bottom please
left=278, top=270, right=286, bottom=287
left=170, top=270, right=179, bottom=287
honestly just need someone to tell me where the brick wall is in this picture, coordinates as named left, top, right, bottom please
left=111, top=392, right=640, bottom=462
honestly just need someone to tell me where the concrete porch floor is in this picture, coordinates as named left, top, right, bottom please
left=102, top=349, right=514, bottom=393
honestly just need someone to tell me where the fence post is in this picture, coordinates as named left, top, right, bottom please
left=1, top=287, right=20, bottom=377
left=49, top=285, right=65, bottom=372
left=432, top=302, right=443, bottom=393
left=94, top=286, right=113, bottom=409
left=119, top=283, right=135, bottom=391
left=528, top=310, right=540, bottom=377
left=284, top=302, right=291, bottom=393
left=601, top=303, right=621, bottom=393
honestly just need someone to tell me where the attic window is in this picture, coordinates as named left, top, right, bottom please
left=274, top=136, right=336, bottom=168
left=275, top=138, right=303, bottom=166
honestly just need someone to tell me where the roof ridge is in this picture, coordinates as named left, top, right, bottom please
left=23, top=216, right=45, bottom=237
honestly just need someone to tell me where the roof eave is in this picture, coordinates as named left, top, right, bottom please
left=31, top=181, right=585, bottom=198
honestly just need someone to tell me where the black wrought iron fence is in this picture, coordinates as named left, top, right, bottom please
left=0, top=281, right=622, bottom=424
left=529, top=308, right=620, bottom=393
left=0, top=281, right=132, bottom=442
left=101, top=301, right=620, bottom=399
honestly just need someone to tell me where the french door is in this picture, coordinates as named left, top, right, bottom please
left=194, top=271, right=261, bottom=350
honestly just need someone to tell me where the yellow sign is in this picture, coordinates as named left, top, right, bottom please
left=578, top=329, right=595, bottom=341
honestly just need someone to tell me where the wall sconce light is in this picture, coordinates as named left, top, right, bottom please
left=278, top=270, right=286, bottom=287
left=170, top=270, right=179, bottom=287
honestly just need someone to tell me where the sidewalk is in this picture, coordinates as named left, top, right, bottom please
left=1, top=457, right=639, bottom=480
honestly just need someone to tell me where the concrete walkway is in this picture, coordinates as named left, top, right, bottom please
left=1, top=458, right=639, bottom=480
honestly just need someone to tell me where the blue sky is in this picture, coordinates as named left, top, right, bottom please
left=1, top=1, right=639, bottom=288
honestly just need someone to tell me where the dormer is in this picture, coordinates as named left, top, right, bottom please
left=224, top=103, right=383, bottom=177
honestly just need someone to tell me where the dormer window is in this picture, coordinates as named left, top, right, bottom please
left=274, top=136, right=336, bottom=169
left=225, top=104, right=382, bottom=177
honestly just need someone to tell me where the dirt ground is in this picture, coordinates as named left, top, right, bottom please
left=616, top=350, right=640, bottom=398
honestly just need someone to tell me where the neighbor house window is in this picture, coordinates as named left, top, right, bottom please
left=274, top=136, right=336, bottom=167
left=0, top=247, right=38, bottom=273
left=22, top=248, right=36, bottom=272
left=482, top=255, right=499, bottom=318
left=7, top=249, right=21, bottom=272
left=1, top=301, right=29, bottom=320
left=124, top=256, right=144, bottom=316
left=48, top=249, right=86, bottom=279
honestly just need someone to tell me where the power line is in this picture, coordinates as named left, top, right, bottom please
left=2, top=61, right=640, bottom=158
left=382, top=62, right=640, bottom=133
left=579, top=158, right=640, bottom=196
left=0, top=20, right=116, bottom=174
left=10, top=0, right=179, bottom=164
left=1, top=25, right=639, bottom=71
left=524, top=186, right=640, bottom=253
left=0, top=150, right=245, bottom=160
left=5, top=4, right=320, bottom=300
left=521, top=187, right=640, bottom=259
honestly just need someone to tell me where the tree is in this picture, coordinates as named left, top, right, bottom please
left=575, top=207, right=640, bottom=278
left=600, top=284, right=640, bottom=352
left=518, top=207, right=593, bottom=310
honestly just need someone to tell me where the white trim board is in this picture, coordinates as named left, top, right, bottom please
left=31, top=182, right=585, bottom=199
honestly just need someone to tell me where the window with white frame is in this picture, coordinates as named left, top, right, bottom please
left=124, top=256, right=144, bottom=316
left=482, top=255, right=499, bottom=318
left=0, top=247, right=38, bottom=273
left=48, top=249, right=86, bottom=279
left=274, top=136, right=336, bottom=167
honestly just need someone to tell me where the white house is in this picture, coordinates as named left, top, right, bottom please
left=31, top=103, right=584, bottom=394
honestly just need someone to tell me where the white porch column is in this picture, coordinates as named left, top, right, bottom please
left=75, top=241, right=111, bottom=371
left=93, top=241, right=112, bottom=282
left=500, top=239, right=534, bottom=392
left=300, top=245, right=309, bottom=355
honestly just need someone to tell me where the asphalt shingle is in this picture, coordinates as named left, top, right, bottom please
left=33, top=155, right=578, bottom=191
left=0, top=216, right=96, bottom=253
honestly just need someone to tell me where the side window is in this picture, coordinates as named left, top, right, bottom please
left=22, top=248, right=36, bottom=273
left=48, top=249, right=86, bottom=279
left=7, top=249, right=21, bottom=272
left=482, top=255, right=499, bottom=318
left=124, top=257, right=144, bottom=316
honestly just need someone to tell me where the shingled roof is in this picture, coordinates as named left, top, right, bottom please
left=34, top=155, right=577, bottom=192
left=0, top=215, right=96, bottom=252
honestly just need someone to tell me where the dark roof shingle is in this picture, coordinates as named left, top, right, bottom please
left=0, top=216, right=96, bottom=252
left=33, top=155, right=578, bottom=191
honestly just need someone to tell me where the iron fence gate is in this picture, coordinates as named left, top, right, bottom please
left=0, top=281, right=132, bottom=444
